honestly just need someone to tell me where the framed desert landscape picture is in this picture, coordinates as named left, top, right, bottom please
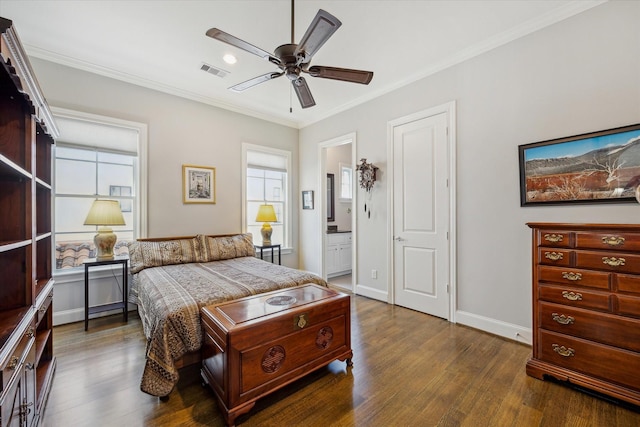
left=519, top=123, right=640, bottom=206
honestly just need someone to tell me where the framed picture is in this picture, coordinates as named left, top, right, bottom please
left=302, top=190, right=314, bottom=210
left=519, top=123, right=640, bottom=206
left=183, top=165, right=216, bottom=204
left=109, top=185, right=132, bottom=212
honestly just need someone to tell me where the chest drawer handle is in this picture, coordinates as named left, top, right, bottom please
left=545, top=252, right=564, bottom=261
left=562, top=291, right=583, bottom=301
left=544, top=234, right=564, bottom=243
left=552, top=313, right=575, bottom=325
left=552, top=344, right=575, bottom=357
left=562, top=272, right=582, bottom=281
left=602, top=257, right=625, bottom=267
left=602, top=236, right=625, bottom=246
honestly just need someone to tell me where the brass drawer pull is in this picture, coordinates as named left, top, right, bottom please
left=544, top=234, right=564, bottom=243
left=25, top=328, right=35, bottom=339
left=7, top=356, right=19, bottom=370
left=562, top=272, right=582, bottom=281
left=545, top=252, right=564, bottom=261
left=602, top=257, right=625, bottom=267
left=552, top=313, right=575, bottom=325
left=562, top=291, right=583, bottom=301
left=552, top=344, right=575, bottom=357
left=602, top=236, right=625, bottom=246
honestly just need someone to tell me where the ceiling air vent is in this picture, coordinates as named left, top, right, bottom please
left=200, top=63, right=229, bottom=78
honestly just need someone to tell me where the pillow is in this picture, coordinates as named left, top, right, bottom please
left=128, top=237, right=200, bottom=274
left=198, top=233, right=255, bottom=262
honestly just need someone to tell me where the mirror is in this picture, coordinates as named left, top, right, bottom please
left=327, top=173, right=335, bottom=222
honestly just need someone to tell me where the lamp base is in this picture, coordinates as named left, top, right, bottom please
left=260, top=223, right=273, bottom=246
left=94, top=227, right=117, bottom=259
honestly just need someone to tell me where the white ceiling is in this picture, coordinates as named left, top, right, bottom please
left=0, top=1, right=604, bottom=128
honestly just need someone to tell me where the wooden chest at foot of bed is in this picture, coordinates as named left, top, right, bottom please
left=201, top=284, right=353, bottom=426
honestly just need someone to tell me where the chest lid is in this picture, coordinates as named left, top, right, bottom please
left=204, top=284, right=338, bottom=327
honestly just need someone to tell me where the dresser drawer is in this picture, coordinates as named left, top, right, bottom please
left=538, top=266, right=610, bottom=290
left=617, top=294, right=640, bottom=319
left=539, top=302, right=640, bottom=353
left=538, top=330, right=640, bottom=391
left=538, top=231, right=572, bottom=248
left=575, top=251, right=640, bottom=274
left=0, top=321, right=35, bottom=392
left=538, top=248, right=572, bottom=267
left=538, top=284, right=610, bottom=312
left=575, top=231, right=640, bottom=251
left=616, top=273, right=640, bottom=295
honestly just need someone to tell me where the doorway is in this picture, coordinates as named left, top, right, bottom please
left=318, top=133, right=356, bottom=293
left=388, top=102, right=456, bottom=321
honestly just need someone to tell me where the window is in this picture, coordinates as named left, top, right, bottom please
left=53, top=109, right=147, bottom=270
left=339, top=162, right=353, bottom=201
left=242, top=144, right=291, bottom=248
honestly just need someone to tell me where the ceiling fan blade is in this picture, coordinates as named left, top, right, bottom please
left=206, top=28, right=280, bottom=65
left=307, top=66, right=374, bottom=85
left=229, top=72, right=284, bottom=92
left=292, top=77, right=316, bottom=109
left=294, top=10, right=342, bottom=63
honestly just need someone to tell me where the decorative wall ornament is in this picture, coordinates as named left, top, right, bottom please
left=356, top=158, right=378, bottom=218
left=356, top=158, right=378, bottom=192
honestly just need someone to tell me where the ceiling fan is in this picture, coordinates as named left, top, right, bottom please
left=205, top=0, right=374, bottom=109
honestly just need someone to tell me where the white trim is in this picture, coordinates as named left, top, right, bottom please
left=296, top=1, right=606, bottom=128
left=355, top=283, right=388, bottom=302
left=317, top=133, right=357, bottom=293
left=456, top=310, right=532, bottom=346
left=241, top=143, right=292, bottom=248
left=27, top=45, right=299, bottom=130
left=386, top=101, right=457, bottom=322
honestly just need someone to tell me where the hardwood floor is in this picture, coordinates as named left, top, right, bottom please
left=42, top=295, right=639, bottom=427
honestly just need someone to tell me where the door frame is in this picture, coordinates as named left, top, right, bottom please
left=317, top=132, right=357, bottom=292
left=386, top=101, right=457, bottom=322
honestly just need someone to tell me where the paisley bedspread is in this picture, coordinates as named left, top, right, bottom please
left=129, top=256, right=327, bottom=397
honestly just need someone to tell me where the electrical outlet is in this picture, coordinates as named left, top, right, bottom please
left=371, top=269, right=377, bottom=279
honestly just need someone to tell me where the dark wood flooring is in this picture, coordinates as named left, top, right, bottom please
left=42, top=294, right=639, bottom=426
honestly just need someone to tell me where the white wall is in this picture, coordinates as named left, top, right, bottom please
left=31, top=58, right=300, bottom=324
left=299, top=1, right=640, bottom=342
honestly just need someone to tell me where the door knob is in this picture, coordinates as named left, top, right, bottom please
left=394, top=236, right=404, bottom=241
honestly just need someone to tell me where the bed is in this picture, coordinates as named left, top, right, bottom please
left=127, top=233, right=328, bottom=397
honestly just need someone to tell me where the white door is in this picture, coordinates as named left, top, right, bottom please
left=391, top=111, right=450, bottom=319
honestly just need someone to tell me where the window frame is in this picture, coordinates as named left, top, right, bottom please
left=242, top=143, right=292, bottom=249
left=52, top=107, right=148, bottom=275
left=339, top=162, right=353, bottom=202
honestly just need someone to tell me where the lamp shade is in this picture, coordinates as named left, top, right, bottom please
left=84, top=199, right=126, bottom=226
left=255, top=204, right=277, bottom=223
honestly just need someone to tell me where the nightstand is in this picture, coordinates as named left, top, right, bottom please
left=254, top=244, right=281, bottom=265
left=84, top=255, right=129, bottom=330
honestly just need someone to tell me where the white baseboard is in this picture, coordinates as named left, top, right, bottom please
left=455, top=310, right=532, bottom=345
left=53, top=306, right=134, bottom=327
left=355, top=284, right=388, bottom=302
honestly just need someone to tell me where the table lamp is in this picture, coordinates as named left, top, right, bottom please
left=255, top=204, right=277, bottom=246
left=84, top=199, right=126, bottom=259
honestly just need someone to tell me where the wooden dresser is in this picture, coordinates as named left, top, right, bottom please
left=201, top=284, right=352, bottom=427
left=527, top=223, right=640, bottom=406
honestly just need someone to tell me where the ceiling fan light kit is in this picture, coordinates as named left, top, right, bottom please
left=206, top=1, right=373, bottom=109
